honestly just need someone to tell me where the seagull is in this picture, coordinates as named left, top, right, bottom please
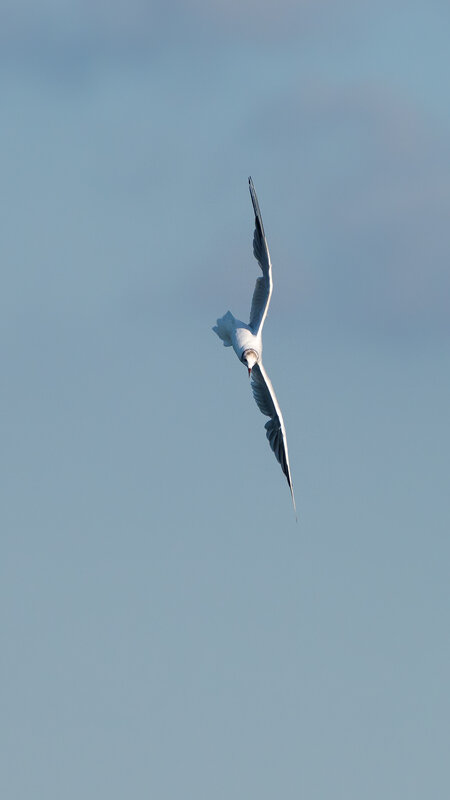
left=213, top=177, right=296, bottom=514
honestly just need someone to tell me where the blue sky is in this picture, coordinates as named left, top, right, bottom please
left=2, top=3, right=450, bottom=798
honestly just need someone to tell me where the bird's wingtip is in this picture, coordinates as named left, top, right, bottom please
left=290, top=485, right=297, bottom=520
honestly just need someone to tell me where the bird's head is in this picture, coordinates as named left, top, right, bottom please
left=242, top=349, right=258, bottom=376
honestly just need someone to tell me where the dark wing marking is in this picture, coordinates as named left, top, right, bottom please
left=248, top=177, right=273, bottom=334
left=250, top=361, right=296, bottom=512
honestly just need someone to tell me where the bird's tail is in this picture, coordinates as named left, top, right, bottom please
left=212, top=311, right=234, bottom=347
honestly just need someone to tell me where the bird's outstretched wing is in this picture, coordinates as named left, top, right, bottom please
left=248, top=177, right=273, bottom=335
left=250, top=362, right=296, bottom=512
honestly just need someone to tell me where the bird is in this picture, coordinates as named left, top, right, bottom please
left=213, top=177, right=296, bottom=514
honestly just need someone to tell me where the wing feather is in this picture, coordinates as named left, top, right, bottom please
left=250, top=362, right=296, bottom=512
left=248, top=177, right=273, bottom=334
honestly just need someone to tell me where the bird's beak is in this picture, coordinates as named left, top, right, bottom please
left=248, top=367, right=252, bottom=377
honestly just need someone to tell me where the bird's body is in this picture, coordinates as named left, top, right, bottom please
left=214, top=311, right=261, bottom=361
left=213, top=178, right=296, bottom=514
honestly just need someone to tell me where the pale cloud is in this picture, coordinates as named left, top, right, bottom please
left=1, top=1, right=448, bottom=336
left=0, top=0, right=366, bottom=54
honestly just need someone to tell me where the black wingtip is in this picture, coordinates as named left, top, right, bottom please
left=248, top=177, right=265, bottom=234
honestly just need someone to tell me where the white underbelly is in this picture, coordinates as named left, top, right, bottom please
left=232, top=324, right=261, bottom=360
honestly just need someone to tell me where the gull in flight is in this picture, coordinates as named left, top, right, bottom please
left=213, top=177, right=296, bottom=514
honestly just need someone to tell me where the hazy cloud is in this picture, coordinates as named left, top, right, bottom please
left=0, top=0, right=369, bottom=57
left=1, top=2, right=448, bottom=337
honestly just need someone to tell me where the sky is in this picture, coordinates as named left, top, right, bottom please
left=1, top=2, right=450, bottom=798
